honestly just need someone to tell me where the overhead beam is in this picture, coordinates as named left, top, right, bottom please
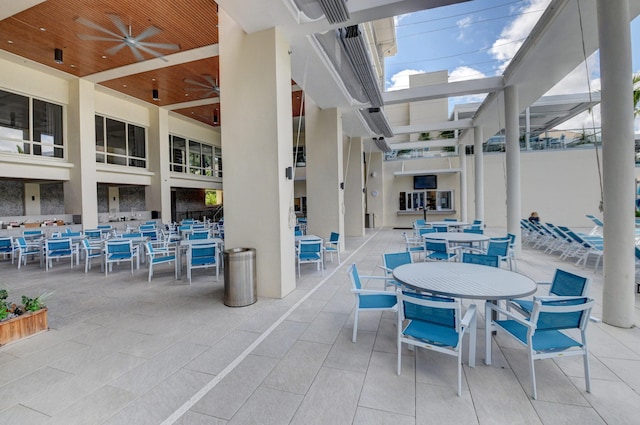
left=388, top=138, right=458, bottom=150
left=383, top=76, right=504, bottom=105
left=392, top=119, right=473, bottom=135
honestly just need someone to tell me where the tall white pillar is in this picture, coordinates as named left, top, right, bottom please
left=344, top=137, right=365, bottom=238
left=366, top=151, right=384, bottom=228
left=305, top=97, right=345, bottom=247
left=504, top=86, right=522, bottom=251
left=459, top=146, right=467, bottom=222
left=65, top=79, right=98, bottom=229
left=146, top=107, right=172, bottom=223
left=474, top=126, right=485, bottom=222
left=598, top=0, right=635, bottom=327
left=219, top=9, right=295, bottom=298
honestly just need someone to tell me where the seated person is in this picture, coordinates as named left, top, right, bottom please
left=528, top=211, right=540, bottom=224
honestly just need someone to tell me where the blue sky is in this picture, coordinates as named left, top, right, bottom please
left=384, top=0, right=640, bottom=131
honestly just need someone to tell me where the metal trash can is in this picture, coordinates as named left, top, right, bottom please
left=223, top=248, right=257, bottom=307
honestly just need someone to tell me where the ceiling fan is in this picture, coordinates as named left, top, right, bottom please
left=184, top=75, right=220, bottom=98
left=75, top=13, right=180, bottom=62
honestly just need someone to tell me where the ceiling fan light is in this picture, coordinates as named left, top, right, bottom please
left=54, top=48, right=63, bottom=64
left=152, top=89, right=159, bottom=101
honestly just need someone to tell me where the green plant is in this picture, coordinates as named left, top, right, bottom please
left=21, top=292, right=52, bottom=312
left=0, top=304, right=7, bottom=321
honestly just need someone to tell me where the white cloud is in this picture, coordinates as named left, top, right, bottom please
left=556, top=104, right=601, bottom=131
left=449, top=65, right=486, bottom=82
left=490, top=0, right=552, bottom=73
left=456, top=16, right=472, bottom=41
left=387, top=69, right=425, bottom=91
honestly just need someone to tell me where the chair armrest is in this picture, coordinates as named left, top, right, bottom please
left=359, top=274, right=394, bottom=281
left=378, top=265, right=393, bottom=273
left=460, top=247, right=486, bottom=255
left=485, top=302, right=533, bottom=328
left=460, top=304, right=477, bottom=329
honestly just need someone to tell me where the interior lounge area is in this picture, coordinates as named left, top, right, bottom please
left=1, top=0, right=640, bottom=423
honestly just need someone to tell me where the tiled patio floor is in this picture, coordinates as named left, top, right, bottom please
left=0, top=227, right=639, bottom=424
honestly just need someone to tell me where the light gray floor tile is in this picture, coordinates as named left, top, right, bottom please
left=252, top=320, right=308, bottom=358
left=103, top=368, right=213, bottom=425
left=227, top=387, right=303, bottom=425
left=414, top=345, right=467, bottom=392
left=416, top=383, right=478, bottom=425
left=323, top=328, right=375, bottom=374
left=262, top=340, right=331, bottom=394
left=110, top=341, right=209, bottom=395
left=185, top=330, right=260, bottom=375
left=577, top=378, right=640, bottom=424
left=192, top=354, right=278, bottom=420
left=597, top=357, right=640, bottom=391
left=174, top=411, right=228, bottom=425
left=359, top=351, right=416, bottom=416
left=286, top=297, right=327, bottom=323
left=531, top=400, right=606, bottom=425
left=372, top=317, right=398, bottom=354
left=0, top=366, right=73, bottom=411
left=465, top=365, right=542, bottom=425
left=299, top=311, right=349, bottom=345
left=237, top=304, right=292, bottom=333
left=0, top=404, right=50, bottom=425
left=353, top=406, right=415, bottom=425
left=47, top=385, right=136, bottom=425
left=289, top=367, right=365, bottom=425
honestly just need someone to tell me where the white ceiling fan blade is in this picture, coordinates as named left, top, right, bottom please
left=138, top=41, right=180, bottom=51
left=105, top=43, right=127, bottom=56
left=203, top=75, right=218, bottom=87
left=134, top=26, right=162, bottom=43
left=107, top=14, right=129, bottom=37
left=135, top=44, right=169, bottom=62
left=77, top=34, right=122, bottom=42
left=128, top=45, right=146, bottom=62
left=75, top=16, right=123, bottom=39
left=184, top=79, right=212, bottom=89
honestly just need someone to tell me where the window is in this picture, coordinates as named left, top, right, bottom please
left=95, top=115, right=146, bottom=168
left=169, top=135, right=221, bottom=177
left=0, top=89, right=64, bottom=158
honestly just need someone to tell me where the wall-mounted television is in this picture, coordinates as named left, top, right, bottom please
left=413, top=174, right=437, bottom=190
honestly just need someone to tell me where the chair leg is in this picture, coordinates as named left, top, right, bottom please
left=529, top=351, right=537, bottom=400
left=485, top=304, right=492, bottom=365
left=457, top=354, right=462, bottom=397
left=352, top=309, right=359, bottom=343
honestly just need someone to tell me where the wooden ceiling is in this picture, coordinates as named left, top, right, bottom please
left=0, top=0, right=303, bottom=127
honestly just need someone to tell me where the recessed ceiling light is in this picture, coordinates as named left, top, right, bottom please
left=102, top=55, right=107, bottom=59
left=7, top=40, right=13, bottom=44
left=70, top=64, right=75, bottom=68
left=151, top=78, right=156, bottom=81
left=39, top=27, right=46, bottom=31
left=185, top=94, right=189, bottom=96
left=123, top=84, right=127, bottom=87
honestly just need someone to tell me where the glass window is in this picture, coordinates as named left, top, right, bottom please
left=202, top=144, right=213, bottom=176
left=189, top=140, right=201, bottom=175
left=171, top=136, right=186, bottom=172
left=95, top=115, right=105, bottom=163
left=0, top=89, right=64, bottom=158
left=105, top=118, right=126, bottom=155
left=32, top=99, right=63, bottom=158
left=128, top=124, right=145, bottom=159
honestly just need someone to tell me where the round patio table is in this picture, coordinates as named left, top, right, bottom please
left=392, top=262, right=536, bottom=300
left=424, top=232, right=489, bottom=245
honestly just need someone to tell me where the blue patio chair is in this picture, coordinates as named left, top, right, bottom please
left=508, top=269, right=590, bottom=317
left=105, top=239, right=139, bottom=276
left=463, top=226, right=483, bottom=234
left=81, top=239, right=103, bottom=273
left=324, top=232, right=341, bottom=263
left=462, top=252, right=499, bottom=267
left=414, top=219, right=427, bottom=227
left=294, top=227, right=303, bottom=237
left=443, top=218, right=458, bottom=222
left=486, top=296, right=595, bottom=400
left=465, top=239, right=510, bottom=269
left=145, top=242, right=176, bottom=282
left=45, top=238, right=75, bottom=271
left=141, top=229, right=159, bottom=241
left=636, top=247, right=640, bottom=294
left=188, top=230, right=210, bottom=240
left=396, top=291, right=477, bottom=396
left=14, top=237, right=41, bottom=269
left=348, top=263, right=397, bottom=343
left=381, top=251, right=413, bottom=290
left=585, top=214, right=603, bottom=236
left=403, top=232, right=425, bottom=260
left=186, top=242, right=218, bottom=283
left=296, top=239, right=324, bottom=278
left=417, top=227, right=437, bottom=237
left=433, top=225, right=448, bottom=232
left=0, top=237, right=14, bottom=262
left=84, top=229, right=103, bottom=241
left=424, top=238, right=459, bottom=262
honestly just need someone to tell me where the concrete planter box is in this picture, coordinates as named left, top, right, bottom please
left=0, top=308, right=48, bottom=346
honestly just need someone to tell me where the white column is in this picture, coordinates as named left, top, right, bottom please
left=459, top=146, right=467, bottom=222
left=305, top=97, right=345, bottom=248
left=344, top=137, right=365, bottom=238
left=65, top=79, right=98, bottom=229
left=525, top=107, right=531, bottom=151
left=598, top=0, right=635, bottom=328
left=146, top=107, right=172, bottom=223
left=473, top=126, right=485, bottom=222
left=504, top=86, right=522, bottom=251
left=219, top=9, right=295, bottom=298
left=366, top=151, right=384, bottom=228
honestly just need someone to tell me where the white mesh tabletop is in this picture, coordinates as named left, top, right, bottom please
left=392, top=262, right=536, bottom=300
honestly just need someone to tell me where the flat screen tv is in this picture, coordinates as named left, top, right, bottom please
left=413, top=174, right=437, bottom=190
